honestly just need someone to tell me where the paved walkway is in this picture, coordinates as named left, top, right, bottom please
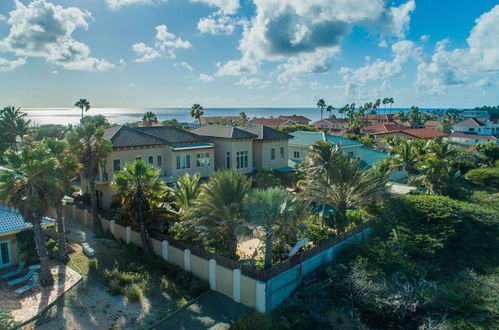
left=152, top=291, right=251, bottom=330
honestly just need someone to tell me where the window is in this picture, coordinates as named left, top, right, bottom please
left=101, top=160, right=108, bottom=181
left=196, top=153, right=210, bottom=167
left=157, top=155, right=162, bottom=166
left=280, top=147, right=285, bottom=159
left=176, top=155, right=190, bottom=170
left=293, top=151, right=300, bottom=158
left=236, top=151, right=249, bottom=169
left=348, top=151, right=354, bottom=157
left=468, top=128, right=475, bottom=132
left=226, top=152, right=231, bottom=169
left=136, top=157, right=142, bottom=161
left=0, top=241, right=10, bottom=266
left=270, top=148, right=276, bottom=160
left=148, top=156, right=154, bottom=165
left=113, top=159, right=121, bottom=172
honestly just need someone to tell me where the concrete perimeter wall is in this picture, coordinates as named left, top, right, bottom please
left=66, top=204, right=371, bottom=314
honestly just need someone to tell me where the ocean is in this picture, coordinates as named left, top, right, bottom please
left=22, top=107, right=415, bottom=126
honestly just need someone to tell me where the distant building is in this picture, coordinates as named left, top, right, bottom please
left=314, top=118, right=349, bottom=132
left=448, top=132, right=498, bottom=145
left=279, top=115, right=311, bottom=125
left=363, top=123, right=408, bottom=136
left=462, top=110, right=490, bottom=119
left=361, top=114, right=395, bottom=125
left=449, top=118, right=499, bottom=145
left=243, top=125, right=293, bottom=170
left=424, top=120, right=444, bottom=131
left=199, top=116, right=239, bottom=126
left=249, top=117, right=296, bottom=127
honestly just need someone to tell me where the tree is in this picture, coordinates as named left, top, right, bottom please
left=408, top=106, right=423, bottom=128
left=0, top=146, right=59, bottom=286
left=277, top=124, right=317, bottom=133
left=426, top=138, right=455, bottom=159
left=67, top=122, right=112, bottom=233
left=475, top=141, right=499, bottom=166
left=190, top=170, right=251, bottom=259
left=316, top=99, right=326, bottom=120
left=417, top=156, right=461, bottom=196
left=389, top=139, right=419, bottom=175
left=394, top=110, right=407, bottom=123
left=388, top=97, right=394, bottom=114
left=142, top=111, right=158, bottom=126
left=161, top=119, right=189, bottom=130
left=244, top=188, right=300, bottom=269
left=80, top=115, right=110, bottom=129
left=166, top=173, right=202, bottom=216
left=255, top=169, right=281, bottom=189
left=465, top=167, right=499, bottom=191
left=237, top=112, right=249, bottom=127
left=326, top=105, right=335, bottom=119
left=190, top=104, right=204, bottom=125
left=114, top=160, right=166, bottom=255
left=0, top=106, right=31, bottom=151
left=74, top=99, right=91, bottom=120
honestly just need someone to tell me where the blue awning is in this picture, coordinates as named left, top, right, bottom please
left=171, top=143, right=214, bottom=151
left=275, top=167, right=295, bottom=173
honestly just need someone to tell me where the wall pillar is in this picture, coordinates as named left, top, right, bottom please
left=232, top=268, right=241, bottom=303
left=256, top=281, right=267, bottom=314
left=110, top=220, right=115, bottom=236
left=184, top=249, right=191, bottom=271
left=162, top=240, right=169, bottom=262
left=83, top=209, right=88, bottom=226
left=125, top=226, right=131, bottom=244
left=71, top=205, right=76, bottom=220
left=209, top=259, right=216, bottom=290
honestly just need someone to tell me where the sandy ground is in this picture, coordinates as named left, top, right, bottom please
left=0, top=263, right=82, bottom=325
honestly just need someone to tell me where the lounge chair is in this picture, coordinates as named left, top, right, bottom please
left=82, top=242, right=95, bottom=258
left=7, top=268, right=36, bottom=286
left=1, top=261, right=25, bottom=279
left=15, top=272, right=38, bottom=294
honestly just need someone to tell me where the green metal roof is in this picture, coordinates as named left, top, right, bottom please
left=356, top=147, right=389, bottom=169
left=289, top=131, right=362, bottom=148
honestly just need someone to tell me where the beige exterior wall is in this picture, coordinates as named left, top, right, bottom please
left=190, top=255, right=210, bottom=281
left=209, top=138, right=253, bottom=174
left=240, top=274, right=257, bottom=308
left=215, top=264, right=233, bottom=298
left=0, top=234, right=19, bottom=267
left=253, top=140, right=288, bottom=170
left=166, top=147, right=215, bottom=180
left=288, top=145, right=308, bottom=164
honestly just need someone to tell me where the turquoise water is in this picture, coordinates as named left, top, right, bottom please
left=22, top=107, right=414, bottom=126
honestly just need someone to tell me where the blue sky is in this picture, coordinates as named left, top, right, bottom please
left=0, top=0, right=498, bottom=108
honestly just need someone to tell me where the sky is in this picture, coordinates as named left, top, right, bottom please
left=0, top=0, right=498, bottom=109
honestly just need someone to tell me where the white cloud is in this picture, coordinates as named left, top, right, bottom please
left=339, top=40, right=422, bottom=96
left=105, top=0, right=166, bottom=10
left=174, top=61, right=194, bottom=71
left=0, top=14, right=5, bottom=22
left=118, top=59, right=126, bottom=71
left=190, top=0, right=239, bottom=15
left=216, top=0, right=416, bottom=77
left=0, top=0, right=114, bottom=72
left=198, top=73, right=214, bottom=82
left=51, top=70, right=58, bottom=74
left=127, top=82, right=136, bottom=87
left=236, top=77, right=271, bottom=89
left=132, top=24, right=191, bottom=62
left=198, top=15, right=236, bottom=35
left=215, top=55, right=259, bottom=76
left=378, top=40, right=388, bottom=48
left=0, top=57, right=26, bottom=72
left=416, top=5, right=499, bottom=94
left=420, top=34, right=429, bottom=42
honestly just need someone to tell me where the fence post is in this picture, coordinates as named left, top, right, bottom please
left=232, top=268, right=241, bottom=303
left=110, top=220, right=115, bottom=236
left=125, top=226, right=131, bottom=244
left=162, top=240, right=169, bottom=262
left=184, top=249, right=191, bottom=271
left=71, top=204, right=76, bottom=220
left=256, top=281, right=267, bottom=314
left=83, top=209, right=88, bottom=226
left=209, top=259, right=216, bottom=291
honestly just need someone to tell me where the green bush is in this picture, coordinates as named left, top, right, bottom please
left=103, top=264, right=148, bottom=300
left=466, top=166, right=499, bottom=191
left=0, top=310, right=17, bottom=330
left=255, top=169, right=281, bottom=189
left=125, top=283, right=144, bottom=302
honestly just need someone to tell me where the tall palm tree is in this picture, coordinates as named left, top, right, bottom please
left=389, top=97, right=394, bottom=115
left=0, top=106, right=31, bottom=151
left=426, top=138, right=455, bottom=159
left=74, top=99, right=91, bottom=120
left=304, top=141, right=336, bottom=225
left=388, top=139, right=419, bottom=175
left=417, top=156, right=458, bottom=195
left=44, top=139, right=79, bottom=262
left=166, top=173, right=201, bottom=216
left=244, top=188, right=300, bottom=269
left=142, top=111, right=158, bottom=126
left=326, top=105, right=335, bottom=119
left=190, top=104, right=204, bottom=125
left=0, top=146, right=59, bottom=286
left=316, top=99, right=326, bottom=120
left=237, top=112, right=249, bottom=128
left=114, top=160, right=166, bottom=255
left=67, top=122, right=112, bottom=233
left=190, top=170, right=251, bottom=259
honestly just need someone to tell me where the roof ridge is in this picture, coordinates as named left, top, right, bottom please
left=125, top=126, right=169, bottom=144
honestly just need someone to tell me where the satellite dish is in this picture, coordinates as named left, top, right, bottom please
left=289, top=238, right=308, bottom=257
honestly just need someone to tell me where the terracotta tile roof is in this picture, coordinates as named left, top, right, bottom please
left=400, top=128, right=449, bottom=139
left=250, top=118, right=293, bottom=126
left=424, top=120, right=440, bottom=127
left=363, top=123, right=407, bottom=134
left=362, top=114, right=395, bottom=120
left=314, top=118, right=349, bottom=125
left=450, top=131, right=497, bottom=140
left=455, top=118, right=486, bottom=127
left=279, top=115, right=311, bottom=122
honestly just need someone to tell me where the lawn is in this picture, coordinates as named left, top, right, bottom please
left=27, top=219, right=208, bottom=329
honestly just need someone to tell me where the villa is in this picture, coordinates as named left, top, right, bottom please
left=448, top=118, right=499, bottom=145
left=249, top=117, right=296, bottom=127
left=0, top=205, right=55, bottom=268
left=314, top=118, right=349, bottom=132
left=199, top=116, right=239, bottom=126
left=243, top=125, right=293, bottom=170
left=424, top=120, right=444, bottom=131
left=361, top=114, right=395, bottom=125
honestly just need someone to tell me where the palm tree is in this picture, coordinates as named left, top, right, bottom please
left=74, top=99, right=91, bottom=120
left=426, top=138, right=455, bottom=159
left=166, top=173, right=201, bottom=216
left=316, top=99, right=326, bottom=120
left=237, top=112, right=249, bottom=128
left=326, top=105, right=335, bottom=119
left=388, top=139, right=419, bottom=175
left=389, top=97, right=394, bottom=114
left=244, top=188, right=300, bottom=269
left=190, top=170, right=251, bottom=259
left=142, top=111, right=158, bottom=126
left=0, top=146, right=59, bottom=286
left=67, top=122, right=112, bottom=233
left=417, top=156, right=458, bottom=195
left=114, top=160, right=166, bottom=255
left=0, top=106, right=31, bottom=151
left=304, top=141, right=336, bottom=226
left=44, top=139, right=79, bottom=262
left=190, top=104, right=204, bottom=125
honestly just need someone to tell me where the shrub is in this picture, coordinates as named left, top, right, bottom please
left=465, top=166, right=499, bottom=191
left=103, top=264, right=148, bottom=299
left=125, top=283, right=144, bottom=302
left=255, top=169, right=281, bottom=189
left=0, top=310, right=17, bottom=330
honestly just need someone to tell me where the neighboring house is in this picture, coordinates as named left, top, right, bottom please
left=314, top=118, right=349, bottom=131
left=243, top=125, right=293, bottom=170
left=83, top=125, right=215, bottom=209
left=249, top=118, right=296, bottom=127
left=462, top=110, right=490, bottom=119
left=191, top=126, right=256, bottom=174
left=137, top=121, right=163, bottom=127
left=279, top=115, right=311, bottom=125
left=361, top=114, right=395, bottom=125
left=363, top=123, right=408, bottom=136
left=365, top=126, right=449, bottom=140
left=398, top=129, right=449, bottom=139
left=199, top=116, right=239, bottom=126
left=452, top=118, right=497, bottom=136
left=424, top=120, right=444, bottom=131
left=287, top=131, right=407, bottom=181
left=448, top=132, right=498, bottom=145
left=0, top=205, right=55, bottom=268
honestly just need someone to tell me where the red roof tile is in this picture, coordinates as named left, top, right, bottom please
left=279, top=115, right=311, bottom=122
left=250, top=118, right=293, bottom=126
left=401, top=128, right=449, bottom=139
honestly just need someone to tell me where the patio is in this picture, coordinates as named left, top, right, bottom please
left=0, top=262, right=82, bottom=325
